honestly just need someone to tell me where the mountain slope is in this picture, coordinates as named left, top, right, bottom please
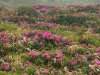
left=0, top=0, right=100, bottom=8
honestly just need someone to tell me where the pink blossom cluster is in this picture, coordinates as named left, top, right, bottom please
left=43, top=69, right=49, bottom=74
left=44, top=23, right=60, bottom=27
left=4, top=63, right=10, bottom=71
left=43, top=53, right=50, bottom=59
left=29, top=52, right=39, bottom=58
left=0, top=31, right=14, bottom=42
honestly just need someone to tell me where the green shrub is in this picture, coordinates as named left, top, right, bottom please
left=77, top=6, right=99, bottom=13
left=47, top=9, right=69, bottom=15
left=78, top=35, right=95, bottom=46
left=17, top=6, right=37, bottom=17
left=0, top=6, right=5, bottom=11
left=48, top=14, right=96, bottom=27
left=4, top=16, right=36, bottom=24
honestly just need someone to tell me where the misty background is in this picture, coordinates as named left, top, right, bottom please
left=0, top=0, right=100, bottom=8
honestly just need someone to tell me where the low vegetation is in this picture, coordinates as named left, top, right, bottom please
left=0, top=4, right=100, bottom=75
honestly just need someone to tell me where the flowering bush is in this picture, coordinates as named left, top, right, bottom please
left=17, top=6, right=37, bottom=17
left=24, top=30, right=70, bottom=50
left=48, top=14, right=96, bottom=27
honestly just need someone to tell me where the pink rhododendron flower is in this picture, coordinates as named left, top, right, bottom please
left=73, top=42, right=75, bottom=45
left=51, top=53, right=54, bottom=56
left=96, top=61, right=100, bottom=65
left=4, top=66, right=10, bottom=71
left=82, top=60, right=85, bottom=62
left=43, top=69, right=48, bottom=74
left=35, top=53, right=39, bottom=57
left=42, top=49, right=45, bottom=52
left=75, top=53, right=80, bottom=57
left=66, top=45, right=69, bottom=48
left=4, top=56, right=8, bottom=59
left=81, top=55, right=84, bottom=59
left=26, top=61, right=30, bottom=64
left=63, top=69, right=66, bottom=72
left=72, top=71, right=75, bottom=74
left=89, top=73, right=92, bottom=75
left=43, top=53, right=50, bottom=59
left=20, top=67, right=23, bottom=69
left=54, top=41, right=57, bottom=44
left=88, top=25, right=91, bottom=27
left=88, top=54, right=92, bottom=57
left=38, top=65, right=41, bottom=68
left=91, top=68, right=93, bottom=70
left=46, top=55, right=50, bottom=59
left=33, top=35, right=38, bottom=41
left=39, top=41, right=43, bottom=45
left=59, top=58, right=62, bottom=62
left=29, top=52, right=35, bottom=58
left=52, top=69, right=55, bottom=73
left=36, top=72, right=40, bottom=75
left=71, top=62, right=77, bottom=65
left=97, top=65, right=100, bottom=67
left=11, top=68, right=14, bottom=72
left=53, top=60, right=56, bottom=64
left=24, top=73, right=28, bottom=75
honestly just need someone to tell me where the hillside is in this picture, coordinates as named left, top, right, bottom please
left=0, top=0, right=100, bottom=8
left=0, top=4, right=100, bottom=75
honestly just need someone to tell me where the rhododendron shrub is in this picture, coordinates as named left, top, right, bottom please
left=17, top=6, right=37, bottom=17
left=24, top=30, right=70, bottom=50
left=0, top=31, right=30, bottom=55
left=29, top=51, right=64, bottom=68
left=78, top=35, right=99, bottom=47
left=48, top=14, right=96, bottom=27
left=77, top=5, right=99, bottom=13
left=0, top=5, right=5, bottom=11
left=7, top=16, right=36, bottom=24
left=35, top=23, right=60, bottom=30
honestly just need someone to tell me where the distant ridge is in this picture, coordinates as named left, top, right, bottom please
left=0, top=0, right=100, bottom=8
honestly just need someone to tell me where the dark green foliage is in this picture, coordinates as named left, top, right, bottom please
left=78, top=37, right=95, bottom=46
left=17, top=6, right=37, bottom=17
left=48, top=14, right=96, bottom=27
left=77, top=6, right=99, bottom=13
left=2, top=16, right=36, bottom=24
left=0, top=6, right=5, bottom=11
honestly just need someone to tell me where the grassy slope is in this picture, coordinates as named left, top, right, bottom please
left=0, top=4, right=100, bottom=75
